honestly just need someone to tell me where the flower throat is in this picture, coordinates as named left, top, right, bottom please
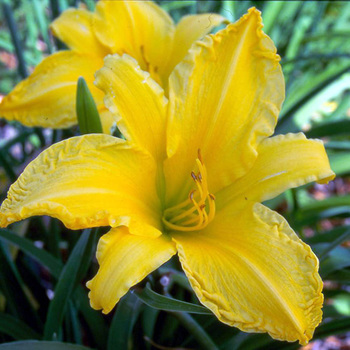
left=163, top=150, right=216, bottom=232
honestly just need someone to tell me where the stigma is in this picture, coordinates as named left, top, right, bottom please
left=163, top=150, right=216, bottom=232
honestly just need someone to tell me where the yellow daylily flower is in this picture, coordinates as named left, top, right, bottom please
left=0, top=8, right=335, bottom=345
left=0, top=0, right=227, bottom=132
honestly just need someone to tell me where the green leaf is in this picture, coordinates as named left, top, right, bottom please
left=0, top=229, right=105, bottom=346
left=74, top=228, right=98, bottom=284
left=0, top=243, right=42, bottom=331
left=0, top=313, right=41, bottom=340
left=292, top=195, right=350, bottom=227
left=76, top=77, right=103, bottom=134
left=2, top=2, right=28, bottom=78
left=231, top=333, right=272, bottom=350
left=326, top=141, right=350, bottom=151
left=318, top=229, right=350, bottom=261
left=306, top=226, right=350, bottom=244
left=314, top=317, right=350, bottom=340
left=32, top=0, right=53, bottom=53
left=65, top=301, right=82, bottom=344
left=319, top=246, right=350, bottom=277
left=134, top=284, right=212, bottom=315
left=220, top=1, right=235, bottom=22
left=326, top=269, right=350, bottom=284
left=107, top=293, right=142, bottom=350
left=0, top=341, right=93, bottom=350
left=277, top=64, right=350, bottom=133
left=141, top=307, right=159, bottom=350
left=0, top=228, right=62, bottom=279
left=305, top=120, right=350, bottom=138
left=43, top=229, right=95, bottom=340
left=0, top=151, right=17, bottom=182
left=262, top=1, right=285, bottom=35
left=73, top=287, right=107, bottom=350
left=284, top=9, right=312, bottom=61
left=329, top=152, right=350, bottom=176
left=170, top=312, right=219, bottom=350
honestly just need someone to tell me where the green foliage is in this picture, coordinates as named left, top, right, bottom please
left=0, top=341, right=93, bottom=350
left=134, top=283, right=212, bottom=314
left=0, top=1, right=350, bottom=349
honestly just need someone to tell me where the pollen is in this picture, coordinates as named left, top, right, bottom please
left=162, top=150, right=216, bottom=232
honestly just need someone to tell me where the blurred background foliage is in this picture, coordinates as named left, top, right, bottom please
left=0, top=0, right=350, bottom=349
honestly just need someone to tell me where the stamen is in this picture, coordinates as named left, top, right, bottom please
left=162, top=151, right=216, bottom=232
left=197, top=149, right=203, bottom=164
left=170, top=199, right=197, bottom=222
left=194, top=177, right=203, bottom=198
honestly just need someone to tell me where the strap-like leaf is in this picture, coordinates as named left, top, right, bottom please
left=0, top=242, right=42, bottom=331
left=43, top=229, right=95, bottom=340
left=107, top=292, right=142, bottom=350
left=134, top=284, right=212, bottom=315
left=0, top=341, right=93, bottom=350
left=0, top=313, right=41, bottom=340
left=0, top=228, right=62, bottom=279
left=305, top=120, right=350, bottom=138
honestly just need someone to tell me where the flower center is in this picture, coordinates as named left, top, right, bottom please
left=162, top=151, right=216, bottom=232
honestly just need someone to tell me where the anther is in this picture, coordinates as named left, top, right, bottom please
left=197, top=149, right=203, bottom=164
left=162, top=152, right=216, bottom=232
left=189, top=190, right=195, bottom=200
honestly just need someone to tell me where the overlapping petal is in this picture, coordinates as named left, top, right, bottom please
left=98, top=107, right=118, bottom=135
left=0, top=51, right=104, bottom=129
left=94, top=0, right=174, bottom=84
left=87, top=226, right=176, bottom=314
left=164, top=13, right=228, bottom=78
left=172, top=202, right=323, bottom=345
left=165, top=8, right=284, bottom=203
left=95, top=54, right=168, bottom=160
left=218, top=133, right=335, bottom=207
left=50, top=8, right=110, bottom=57
left=0, top=134, right=162, bottom=237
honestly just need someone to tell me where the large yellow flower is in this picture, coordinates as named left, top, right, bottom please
left=0, top=0, right=226, bottom=132
left=0, top=9, right=335, bottom=345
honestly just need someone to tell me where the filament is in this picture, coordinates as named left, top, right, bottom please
left=162, top=150, right=216, bottom=232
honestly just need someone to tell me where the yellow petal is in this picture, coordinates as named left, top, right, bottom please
left=0, top=51, right=104, bottom=129
left=164, top=13, right=229, bottom=78
left=95, top=54, right=167, bottom=160
left=165, top=8, right=284, bottom=202
left=94, top=0, right=174, bottom=84
left=220, top=133, right=335, bottom=206
left=172, top=202, right=323, bottom=345
left=50, top=8, right=110, bottom=57
left=0, top=135, right=161, bottom=237
left=87, top=226, right=176, bottom=314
